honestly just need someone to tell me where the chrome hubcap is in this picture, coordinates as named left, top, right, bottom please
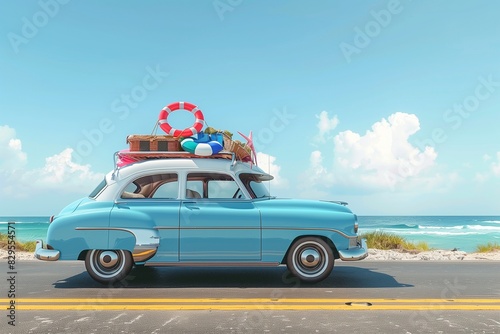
left=98, top=251, right=118, bottom=268
left=300, top=248, right=320, bottom=267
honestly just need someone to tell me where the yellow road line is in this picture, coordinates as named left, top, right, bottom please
left=2, top=298, right=500, bottom=303
left=14, top=304, right=500, bottom=311
left=2, top=298, right=499, bottom=311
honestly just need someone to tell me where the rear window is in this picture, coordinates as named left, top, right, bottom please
left=121, top=173, right=178, bottom=199
left=89, top=178, right=107, bottom=198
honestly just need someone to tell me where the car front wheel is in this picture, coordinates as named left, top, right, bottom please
left=286, top=237, right=334, bottom=283
left=85, top=249, right=133, bottom=284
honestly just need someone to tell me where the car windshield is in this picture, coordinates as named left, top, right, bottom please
left=239, top=173, right=271, bottom=198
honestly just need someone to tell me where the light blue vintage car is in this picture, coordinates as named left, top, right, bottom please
left=35, top=154, right=367, bottom=284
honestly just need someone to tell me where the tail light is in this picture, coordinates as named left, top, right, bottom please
left=49, top=215, right=55, bottom=223
left=354, top=222, right=359, bottom=234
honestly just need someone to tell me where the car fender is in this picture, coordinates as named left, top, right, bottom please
left=47, top=209, right=112, bottom=260
left=108, top=204, right=161, bottom=262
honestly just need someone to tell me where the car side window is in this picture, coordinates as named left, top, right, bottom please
left=152, top=181, right=179, bottom=199
left=186, top=180, right=203, bottom=198
left=121, top=173, right=178, bottom=199
left=208, top=179, right=240, bottom=198
left=186, top=173, right=242, bottom=199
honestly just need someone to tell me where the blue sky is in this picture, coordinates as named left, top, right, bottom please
left=1, top=0, right=499, bottom=215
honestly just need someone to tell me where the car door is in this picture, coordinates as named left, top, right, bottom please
left=179, top=172, right=261, bottom=262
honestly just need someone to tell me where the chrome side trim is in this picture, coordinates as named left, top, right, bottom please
left=338, top=238, right=368, bottom=261
left=153, top=226, right=354, bottom=239
left=155, top=226, right=261, bottom=230
left=75, top=227, right=159, bottom=261
left=266, top=227, right=354, bottom=239
left=34, top=240, right=60, bottom=261
left=144, top=262, right=280, bottom=267
left=320, top=200, right=348, bottom=206
left=75, top=227, right=160, bottom=247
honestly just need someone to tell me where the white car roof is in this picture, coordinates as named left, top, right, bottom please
left=93, top=157, right=273, bottom=202
left=105, top=157, right=272, bottom=185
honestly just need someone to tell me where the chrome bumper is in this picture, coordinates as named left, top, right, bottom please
left=338, top=238, right=368, bottom=261
left=34, top=239, right=60, bottom=261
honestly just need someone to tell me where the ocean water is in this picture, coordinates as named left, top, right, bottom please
left=1, top=216, right=499, bottom=253
left=358, top=216, right=500, bottom=253
left=0, top=216, right=50, bottom=243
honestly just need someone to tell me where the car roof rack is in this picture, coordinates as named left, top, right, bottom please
left=113, top=150, right=240, bottom=170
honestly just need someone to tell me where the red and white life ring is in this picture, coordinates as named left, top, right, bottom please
left=158, top=102, right=205, bottom=137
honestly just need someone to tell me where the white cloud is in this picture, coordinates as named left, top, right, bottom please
left=297, top=150, right=334, bottom=199
left=27, top=148, right=103, bottom=188
left=256, top=152, right=288, bottom=189
left=0, top=126, right=104, bottom=211
left=332, top=112, right=437, bottom=190
left=491, top=152, right=500, bottom=176
left=476, top=151, right=500, bottom=181
left=474, top=172, right=488, bottom=183
left=302, top=112, right=438, bottom=194
left=0, top=125, right=27, bottom=170
left=309, top=151, right=329, bottom=180
left=314, top=111, right=339, bottom=143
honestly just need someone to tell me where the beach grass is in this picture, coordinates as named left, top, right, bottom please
left=361, top=231, right=431, bottom=252
left=0, top=233, right=37, bottom=252
left=475, top=242, right=500, bottom=253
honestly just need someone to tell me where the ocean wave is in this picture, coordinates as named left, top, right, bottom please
left=416, top=225, right=500, bottom=231
left=465, top=225, right=500, bottom=231
left=0, top=217, right=50, bottom=224
left=360, top=227, right=500, bottom=236
left=482, top=220, right=500, bottom=224
left=0, top=221, right=49, bottom=224
left=375, top=224, right=419, bottom=229
left=418, top=225, right=464, bottom=230
left=418, top=225, right=500, bottom=231
left=378, top=230, right=486, bottom=236
left=363, top=222, right=500, bottom=231
left=395, top=231, right=484, bottom=236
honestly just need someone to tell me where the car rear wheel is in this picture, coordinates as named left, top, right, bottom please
left=286, top=237, right=334, bottom=283
left=85, top=249, right=133, bottom=284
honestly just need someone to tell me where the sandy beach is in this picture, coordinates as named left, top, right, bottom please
left=2, top=249, right=500, bottom=261
left=367, top=248, right=500, bottom=261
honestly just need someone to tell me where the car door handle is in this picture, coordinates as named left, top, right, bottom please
left=183, top=201, right=200, bottom=208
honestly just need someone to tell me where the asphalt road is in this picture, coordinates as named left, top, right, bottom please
left=3, top=260, right=500, bottom=333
